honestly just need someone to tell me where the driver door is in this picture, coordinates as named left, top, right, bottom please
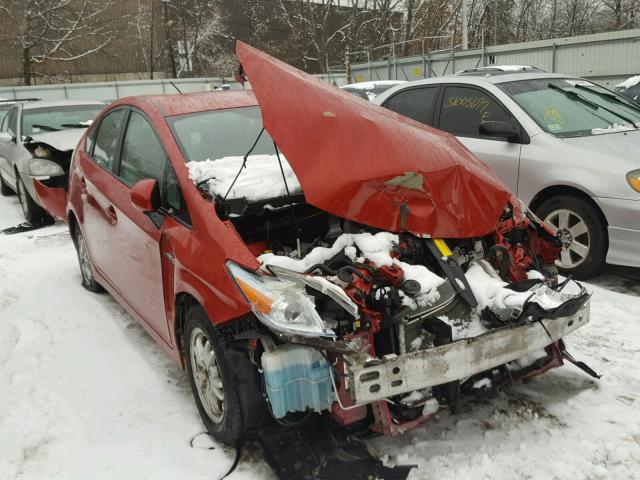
left=104, top=109, right=186, bottom=344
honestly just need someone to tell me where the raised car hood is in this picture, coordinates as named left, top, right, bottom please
left=30, top=128, right=85, bottom=152
left=236, top=42, right=512, bottom=238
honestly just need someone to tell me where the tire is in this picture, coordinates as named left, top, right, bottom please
left=536, top=195, right=607, bottom=280
left=0, top=171, right=14, bottom=196
left=74, top=227, right=104, bottom=293
left=16, top=174, right=50, bottom=224
left=184, top=304, right=246, bottom=446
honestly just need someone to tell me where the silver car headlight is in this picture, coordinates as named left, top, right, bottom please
left=227, top=261, right=335, bottom=338
left=26, top=158, right=65, bottom=177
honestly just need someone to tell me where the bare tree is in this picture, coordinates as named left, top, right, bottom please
left=1, top=0, right=115, bottom=85
left=128, top=0, right=164, bottom=79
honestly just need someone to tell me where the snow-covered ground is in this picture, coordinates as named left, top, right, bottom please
left=1, top=194, right=639, bottom=480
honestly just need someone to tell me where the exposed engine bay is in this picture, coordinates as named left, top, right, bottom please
left=222, top=194, right=592, bottom=436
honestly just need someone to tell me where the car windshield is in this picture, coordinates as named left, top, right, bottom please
left=22, top=105, right=102, bottom=137
left=168, top=106, right=275, bottom=162
left=498, top=78, right=640, bottom=137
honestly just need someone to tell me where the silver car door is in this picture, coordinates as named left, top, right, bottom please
left=437, top=84, right=523, bottom=194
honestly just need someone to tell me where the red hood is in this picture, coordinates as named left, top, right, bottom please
left=236, top=42, right=513, bottom=238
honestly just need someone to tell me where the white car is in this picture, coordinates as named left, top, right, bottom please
left=375, top=71, right=640, bottom=279
left=0, top=100, right=104, bottom=223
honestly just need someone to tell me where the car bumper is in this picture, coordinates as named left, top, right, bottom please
left=595, top=197, right=640, bottom=268
left=348, top=301, right=590, bottom=404
left=33, top=178, right=68, bottom=221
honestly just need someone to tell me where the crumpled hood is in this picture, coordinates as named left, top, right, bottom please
left=29, top=128, right=86, bottom=152
left=236, top=42, right=512, bottom=238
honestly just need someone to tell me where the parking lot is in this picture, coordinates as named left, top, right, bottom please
left=2, top=193, right=639, bottom=480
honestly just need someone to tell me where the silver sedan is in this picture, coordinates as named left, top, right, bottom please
left=375, top=72, right=640, bottom=279
left=0, top=100, right=103, bottom=223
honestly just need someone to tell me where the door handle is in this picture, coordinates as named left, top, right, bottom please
left=106, top=205, right=118, bottom=225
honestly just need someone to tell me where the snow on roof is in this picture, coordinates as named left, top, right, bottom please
left=186, top=154, right=302, bottom=202
left=616, top=75, right=640, bottom=90
left=341, top=81, right=406, bottom=90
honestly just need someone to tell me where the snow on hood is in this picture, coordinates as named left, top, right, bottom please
left=259, top=231, right=445, bottom=306
left=29, top=128, right=86, bottom=152
left=616, top=75, right=640, bottom=90
left=591, top=123, right=640, bottom=135
left=236, top=42, right=513, bottom=239
left=187, top=155, right=302, bottom=201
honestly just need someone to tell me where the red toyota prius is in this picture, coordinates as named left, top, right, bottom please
left=36, top=43, right=592, bottom=447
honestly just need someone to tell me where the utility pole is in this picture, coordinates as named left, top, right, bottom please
left=162, top=0, right=176, bottom=78
left=462, top=0, right=468, bottom=50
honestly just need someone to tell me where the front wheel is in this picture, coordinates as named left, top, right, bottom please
left=536, top=195, right=607, bottom=280
left=184, top=305, right=245, bottom=446
left=16, top=175, right=50, bottom=224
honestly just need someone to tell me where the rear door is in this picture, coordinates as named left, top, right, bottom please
left=77, top=108, right=128, bottom=279
left=0, top=106, right=22, bottom=187
left=436, top=85, right=522, bottom=194
left=105, top=109, right=187, bottom=344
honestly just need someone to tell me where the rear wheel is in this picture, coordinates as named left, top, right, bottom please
left=536, top=195, right=606, bottom=280
left=0, top=172, right=14, bottom=196
left=16, top=174, right=50, bottom=224
left=74, top=227, right=104, bottom=293
left=184, top=305, right=245, bottom=446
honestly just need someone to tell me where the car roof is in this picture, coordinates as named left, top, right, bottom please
left=111, top=90, right=258, bottom=117
left=23, top=99, right=105, bottom=110
left=394, top=72, right=574, bottom=87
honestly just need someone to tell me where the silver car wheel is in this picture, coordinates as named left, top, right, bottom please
left=77, top=232, right=94, bottom=283
left=544, top=208, right=591, bottom=269
left=190, top=327, right=225, bottom=424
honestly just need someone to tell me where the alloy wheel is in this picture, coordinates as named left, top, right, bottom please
left=190, top=327, right=225, bottom=424
left=544, top=208, right=591, bottom=269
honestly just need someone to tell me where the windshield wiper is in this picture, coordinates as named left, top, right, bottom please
left=549, top=83, right=637, bottom=128
left=61, top=123, right=91, bottom=129
left=31, top=124, right=60, bottom=132
left=573, top=84, right=640, bottom=128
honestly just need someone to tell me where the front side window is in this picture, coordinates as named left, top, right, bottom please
left=93, top=109, right=126, bottom=170
left=22, top=105, right=102, bottom=137
left=385, top=87, right=439, bottom=126
left=119, top=112, right=166, bottom=186
left=499, top=78, right=640, bottom=137
left=439, top=85, right=514, bottom=139
left=168, top=106, right=274, bottom=163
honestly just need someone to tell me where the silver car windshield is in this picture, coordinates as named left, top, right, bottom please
left=22, top=105, right=102, bottom=136
left=499, top=78, right=640, bottom=137
left=168, top=106, right=275, bottom=162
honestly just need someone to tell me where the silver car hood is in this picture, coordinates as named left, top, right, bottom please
left=561, top=129, right=640, bottom=164
left=29, top=128, right=85, bottom=152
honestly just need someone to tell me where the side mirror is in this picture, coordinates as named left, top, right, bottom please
left=479, top=121, right=520, bottom=142
left=0, top=132, right=14, bottom=142
left=131, top=178, right=160, bottom=213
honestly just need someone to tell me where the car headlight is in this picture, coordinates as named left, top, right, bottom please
left=627, top=169, right=640, bottom=193
left=227, top=261, right=335, bottom=338
left=27, top=158, right=65, bottom=177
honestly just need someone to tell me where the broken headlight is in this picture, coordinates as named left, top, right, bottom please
left=227, top=261, right=336, bottom=338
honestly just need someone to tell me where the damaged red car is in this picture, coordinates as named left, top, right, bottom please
left=38, top=42, right=593, bottom=446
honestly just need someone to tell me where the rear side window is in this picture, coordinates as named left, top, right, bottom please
left=93, top=109, right=126, bottom=170
left=439, top=85, right=514, bottom=139
left=385, top=87, right=438, bottom=126
left=4, top=107, right=18, bottom=137
left=119, top=111, right=166, bottom=186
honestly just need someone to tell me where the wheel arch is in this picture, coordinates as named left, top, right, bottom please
left=528, top=185, right=609, bottom=229
left=174, top=292, right=201, bottom=366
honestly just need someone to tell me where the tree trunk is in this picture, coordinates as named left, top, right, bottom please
left=23, top=47, right=32, bottom=86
